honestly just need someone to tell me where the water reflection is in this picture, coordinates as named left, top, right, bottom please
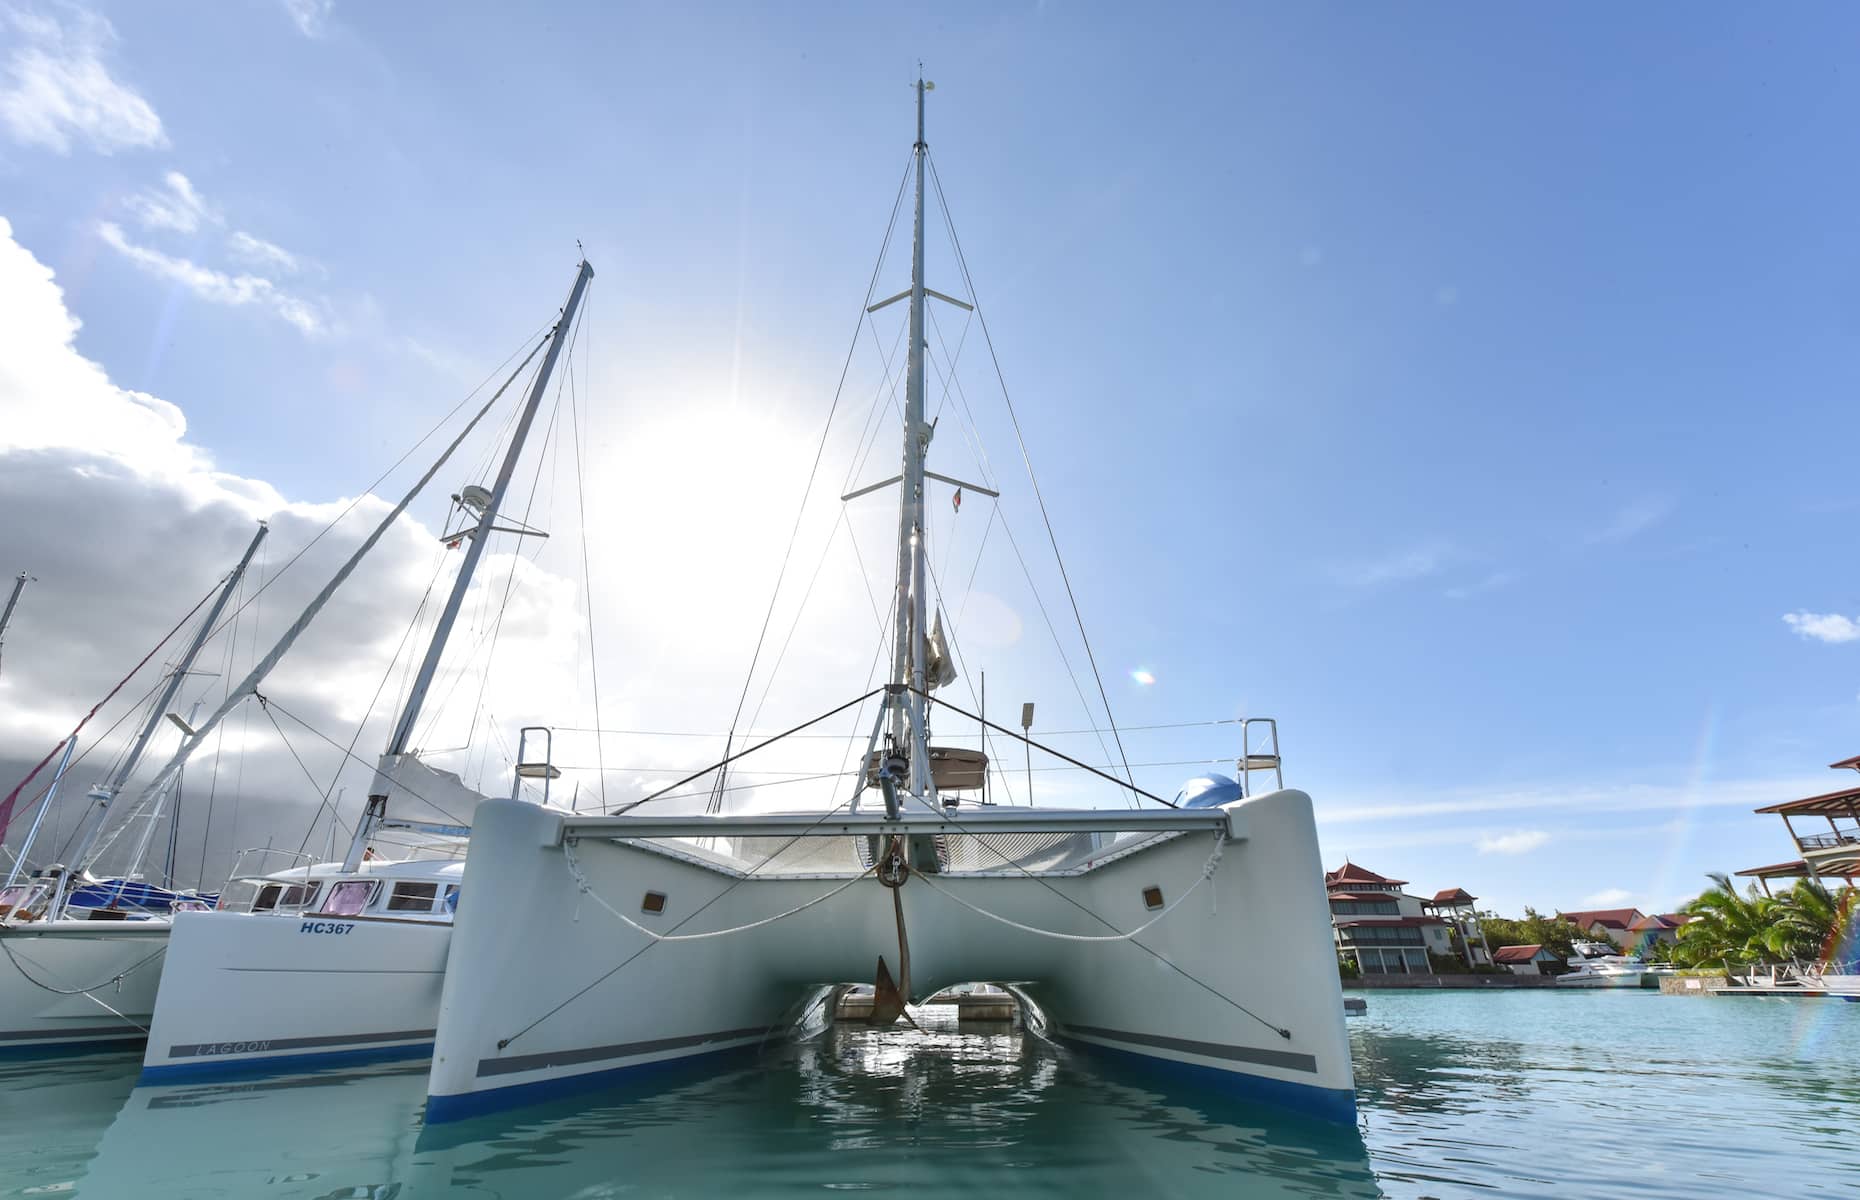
left=0, top=1048, right=137, bottom=1198
left=37, top=993, right=1854, bottom=1199
left=75, top=1011, right=1378, bottom=1199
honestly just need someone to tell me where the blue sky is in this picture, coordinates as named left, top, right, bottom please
left=2, top=1, right=1857, bottom=914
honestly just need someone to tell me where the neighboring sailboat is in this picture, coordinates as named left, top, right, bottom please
left=0, top=522, right=267, bottom=1049
left=139, top=261, right=593, bottom=1081
left=422, top=81, right=1354, bottom=1125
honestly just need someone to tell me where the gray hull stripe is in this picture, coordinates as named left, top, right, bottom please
left=167, top=1028, right=435, bottom=1058
left=1065, top=1024, right=1318, bottom=1074
left=478, top=1025, right=774, bottom=1078
left=0, top=1024, right=143, bottom=1042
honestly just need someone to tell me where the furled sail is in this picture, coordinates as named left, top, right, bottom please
left=925, top=610, right=957, bottom=691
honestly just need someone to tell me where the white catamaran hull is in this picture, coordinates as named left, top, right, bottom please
left=425, top=788, right=1355, bottom=1124
left=140, top=910, right=449, bottom=1080
left=0, top=920, right=170, bottom=1048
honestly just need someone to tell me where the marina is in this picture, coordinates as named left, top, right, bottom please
left=2, top=5, right=1858, bottom=1198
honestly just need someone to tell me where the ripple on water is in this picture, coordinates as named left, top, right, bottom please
left=0, top=991, right=1853, bottom=1197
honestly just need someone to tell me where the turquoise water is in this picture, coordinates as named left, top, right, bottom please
left=1, top=991, right=1856, bottom=1197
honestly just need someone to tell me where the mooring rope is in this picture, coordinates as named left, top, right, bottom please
left=561, top=838, right=877, bottom=942
left=910, top=832, right=1225, bottom=943
left=0, top=935, right=164, bottom=1032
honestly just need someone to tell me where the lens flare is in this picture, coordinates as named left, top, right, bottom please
left=1130, top=668, right=1155, bottom=686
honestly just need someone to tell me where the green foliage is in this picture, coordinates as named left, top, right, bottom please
left=1673, top=874, right=1857, bottom=967
left=1478, top=907, right=1591, bottom=961
left=1337, top=954, right=1360, bottom=980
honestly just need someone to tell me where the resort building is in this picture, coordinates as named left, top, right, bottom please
left=1557, top=908, right=1693, bottom=954
left=1492, top=944, right=1561, bottom=976
left=1421, top=888, right=1493, bottom=968
left=1735, top=754, right=1860, bottom=894
left=1325, top=862, right=1486, bottom=975
left=1554, top=907, right=1643, bottom=950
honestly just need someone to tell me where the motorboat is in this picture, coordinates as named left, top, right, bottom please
left=1555, top=940, right=1665, bottom=989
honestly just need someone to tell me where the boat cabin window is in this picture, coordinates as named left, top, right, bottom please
left=215, top=879, right=261, bottom=912
left=318, top=880, right=377, bottom=916
left=276, top=883, right=317, bottom=911
left=0, top=883, right=48, bottom=919
left=252, top=884, right=286, bottom=913
left=387, top=882, right=439, bottom=912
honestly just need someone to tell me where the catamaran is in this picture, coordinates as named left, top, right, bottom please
left=139, top=263, right=592, bottom=1080
left=0, top=522, right=266, bottom=1049
left=421, top=79, right=1354, bottom=1124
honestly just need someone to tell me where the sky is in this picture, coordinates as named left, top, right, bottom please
left=0, top=1, right=1857, bottom=917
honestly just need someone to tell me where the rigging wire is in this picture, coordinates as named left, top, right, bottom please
left=414, top=345, right=559, bottom=754
left=289, top=545, right=454, bottom=863
left=927, top=151, right=1137, bottom=791
left=261, top=698, right=467, bottom=828
left=564, top=290, right=608, bottom=810
left=226, top=531, right=268, bottom=865
left=0, top=576, right=220, bottom=847
left=708, top=150, right=917, bottom=814
left=195, top=326, right=553, bottom=655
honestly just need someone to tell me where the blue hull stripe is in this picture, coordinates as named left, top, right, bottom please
left=1063, top=1023, right=1318, bottom=1074
left=139, top=1039, right=434, bottom=1084
left=1060, top=1033, right=1356, bottom=1124
left=428, top=1039, right=763, bottom=1124
left=476, top=1025, right=775, bottom=1078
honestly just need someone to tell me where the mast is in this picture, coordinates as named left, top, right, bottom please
left=889, top=75, right=934, bottom=797
left=0, top=571, right=31, bottom=678
left=344, top=259, right=593, bottom=870
left=64, top=521, right=268, bottom=876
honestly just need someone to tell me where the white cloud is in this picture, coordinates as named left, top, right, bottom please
left=127, top=170, right=215, bottom=233
left=282, top=0, right=333, bottom=37
left=1581, top=887, right=1635, bottom=907
left=0, top=6, right=165, bottom=154
left=1784, top=611, right=1860, bottom=645
left=227, top=230, right=300, bottom=274
left=1444, top=568, right=1520, bottom=601
left=1476, top=829, right=1550, bottom=856
left=1316, top=773, right=1832, bottom=826
left=0, top=215, right=597, bottom=882
left=1332, top=541, right=1454, bottom=589
left=1587, top=494, right=1675, bottom=545
left=0, top=215, right=204, bottom=480
left=96, top=221, right=324, bottom=336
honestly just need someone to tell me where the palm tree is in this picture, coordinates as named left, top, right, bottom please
left=1771, top=879, right=1856, bottom=966
left=1676, top=873, right=1778, bottom=967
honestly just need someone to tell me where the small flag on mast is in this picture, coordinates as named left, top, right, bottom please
left=952, top=487, right=962, bottom=512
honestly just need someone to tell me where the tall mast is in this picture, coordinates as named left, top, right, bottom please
left=65, top=521, right=268, bottom=875
left=0, top=571, right=31, bottom=678
left=345, top=259, right=593, bottom=869
left=888, top=75, right=934, bottom=797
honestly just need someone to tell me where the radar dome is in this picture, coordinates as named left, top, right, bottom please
left=1174, top=773, right=1242, bottom=809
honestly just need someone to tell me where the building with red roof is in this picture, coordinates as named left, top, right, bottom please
left=1492, top=944, right=1561, bottom=975
left=1553, top=907, right=1646, bottom=950
left=1325, top=862, right=1490, bottom=975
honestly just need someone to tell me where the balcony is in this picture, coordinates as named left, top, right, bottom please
left=1797, top=831, right=1860, bottom=851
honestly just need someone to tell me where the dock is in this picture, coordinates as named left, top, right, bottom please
left=833, top=986, right=1019, bottom=1023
